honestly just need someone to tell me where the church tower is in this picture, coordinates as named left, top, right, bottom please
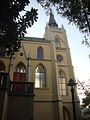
left=42, top=11, right=81, bottom=120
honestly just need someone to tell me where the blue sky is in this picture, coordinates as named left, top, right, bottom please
left=25, top=0, right=90, bottom=83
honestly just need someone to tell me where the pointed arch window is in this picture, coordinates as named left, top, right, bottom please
left=13, top=62, right=26, bottom=81
left=37, top=47, right=43, bottom=60
left=0, top=61, right=5, bottom=72
left=55, top=38, right=60, bottom=48
left=59, top=71, right=67, bottom=96
left=35, top=64, right=46, bottom=88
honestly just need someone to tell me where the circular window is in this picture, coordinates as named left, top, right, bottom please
left=56, top=55, right=63, bottom=62
left=20, top=52, right=23, bottom=56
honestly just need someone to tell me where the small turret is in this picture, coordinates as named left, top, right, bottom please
left=61, top=24, right=65, bottom=31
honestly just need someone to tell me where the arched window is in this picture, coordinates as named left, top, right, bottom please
left=55, top=38, right=60, bottom=48
left=0, top=61, right=5, bottom=72
left=59, top=71, right=67, bottom=96
left=13, top=62, right=26, bottom=81
left=37, top=47, right=43, bottom=60
left=35, top=64, right=46, bottom=88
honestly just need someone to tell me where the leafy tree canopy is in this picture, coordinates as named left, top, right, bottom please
left=37, top=0, right=90, bottom=34
left=77, top=79, right=90, bottom=108
left=37, top=0, right=90, bottom=48
left=82, top=92, right=90, bottom=108
left=0, top=0, right=90, bottom=56
left=0, top=0, right=38, bottom=56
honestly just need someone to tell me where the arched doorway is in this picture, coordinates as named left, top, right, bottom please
left=13, top=62, right=26, bottom=81
left=63, top=106, right=70, bottom=120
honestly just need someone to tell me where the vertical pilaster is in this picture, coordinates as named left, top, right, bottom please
left=9, top=55, right=13, bottom=79
left=27, top=53, right=30, bottom=82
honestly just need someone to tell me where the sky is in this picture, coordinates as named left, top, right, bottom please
left=25, top=0, right=90, bottom=83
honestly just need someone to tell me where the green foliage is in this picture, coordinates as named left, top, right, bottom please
left=0, top=0, right=38, bottom=56
left=77, top=79, right=90, bottom=108
left=37, top=0, right=90, bottom=33
left=82, top=92, right=90, bottom=108
left=0, top=0, right=90, bottom=56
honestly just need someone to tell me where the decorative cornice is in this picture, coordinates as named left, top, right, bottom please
left=22, top=37, right=50, bottom=43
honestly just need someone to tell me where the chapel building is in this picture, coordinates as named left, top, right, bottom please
left=0, top=12, right=81, bottom=120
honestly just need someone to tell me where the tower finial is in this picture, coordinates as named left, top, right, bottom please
left=50, top=8, right=52, bottom=14
left=61, top=24, right=65, bottom=30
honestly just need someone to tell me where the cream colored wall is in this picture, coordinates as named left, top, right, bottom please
left=22, top=39, right=60, bottom=119
left=34, top=101, right=59, bottom=120
left=0, top=57, right=10, bottom=73
left=46, top=28, right=72, bottom=93
left=22, top=41, right=51, bottom=60
left=18, top=39, right=57, bottom=101
left=31, top=60, right=54, bottom=101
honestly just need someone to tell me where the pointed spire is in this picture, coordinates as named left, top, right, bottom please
left=48, top=10, right=58, bottom=27
left=61, top=24, right=65, bottom=30
left=45, top=22, right=49, bottom=29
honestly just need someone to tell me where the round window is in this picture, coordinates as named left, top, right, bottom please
left=57, top=55, right=63, bottom=62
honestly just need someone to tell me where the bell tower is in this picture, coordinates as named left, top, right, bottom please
left=44, top=11, right=80, bottom=120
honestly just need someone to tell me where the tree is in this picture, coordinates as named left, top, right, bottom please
left=0, top=0, right=90, bottom=56
left=37, top=0, right=90, bottom=33
left=0, top=0, right=38, bottom=56
left=37, top=0, right=90, bottom=46
left=82, top=92, right=90, bottom=108
left=77, top=79, right=90, bottom=107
